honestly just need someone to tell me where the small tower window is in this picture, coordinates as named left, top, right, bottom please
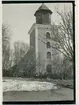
left=46, top=32, right=50, bottom=39
left=47, top=52, right=51, bottom=59
left=46, top=64, right=51, bottom=73
left=46, top=42, right=51, bottom=48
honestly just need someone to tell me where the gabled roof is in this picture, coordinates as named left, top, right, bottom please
left=34, top=3, right=52, bottom=16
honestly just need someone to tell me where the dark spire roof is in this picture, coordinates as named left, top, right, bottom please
left=34, top=3, right=52, bottom=16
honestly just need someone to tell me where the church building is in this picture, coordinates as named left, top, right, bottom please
left=15, top=3, right=62, bottom=76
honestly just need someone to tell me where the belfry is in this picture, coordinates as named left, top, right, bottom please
left=34, top=3, right=52, bottom=24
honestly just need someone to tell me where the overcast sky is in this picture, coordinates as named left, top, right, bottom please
left=2, top=3, right=72, bottom=46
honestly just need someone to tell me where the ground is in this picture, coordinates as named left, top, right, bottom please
left=3, top=77, right=74, bottom=101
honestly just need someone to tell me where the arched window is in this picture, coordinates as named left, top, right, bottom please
left=46, top=64, right=51, bottom=73
left=47, top=52, right=51, bottom=59
left=46, top=32, right=50, bottom=39
left=46, top=42, right=51, bottom=48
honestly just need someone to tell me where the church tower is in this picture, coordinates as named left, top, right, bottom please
left=28, top=4, right=54, bottom=75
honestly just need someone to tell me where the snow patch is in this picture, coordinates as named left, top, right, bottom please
left=3, top=79, right=57, bottom=92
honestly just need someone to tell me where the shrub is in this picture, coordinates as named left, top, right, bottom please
left=3, top=69, right=13, bottom=77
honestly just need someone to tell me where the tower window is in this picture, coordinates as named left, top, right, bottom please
left=46, top=64, right=51, bottom=73
left=46, top=32, right=50, bottom=39
left=47, top=52, right=51, bottom=59
left=46, top=42, right=51, bottom=48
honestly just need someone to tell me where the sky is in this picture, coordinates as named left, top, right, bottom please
left=2, top=3, right=72, bottom=46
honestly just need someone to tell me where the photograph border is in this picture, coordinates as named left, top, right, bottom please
left=2, top=0, right=75, bottom=104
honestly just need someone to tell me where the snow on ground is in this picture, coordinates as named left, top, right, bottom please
left=3, top=78, right=57, bottom=92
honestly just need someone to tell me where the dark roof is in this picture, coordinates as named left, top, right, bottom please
left=34, top=3, right=52, bottom=16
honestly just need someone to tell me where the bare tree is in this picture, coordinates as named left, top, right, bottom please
left=13, top=41, right=29, bottom=65
left=51, top=10, right=73, bottom=61
left=51, top=56, right=73, bottom=80
left=2, top=24, right=11, bottom=70
left=8, top=49, right=14, bottom=69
